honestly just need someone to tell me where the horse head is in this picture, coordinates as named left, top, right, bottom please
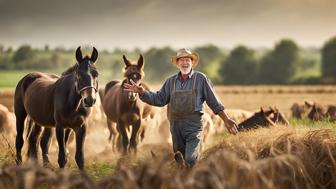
left=75, top=46, right=99, bottom=107
left=122, top=54, right=145, bottom=101
left=270, top=107, right=289, bottom=125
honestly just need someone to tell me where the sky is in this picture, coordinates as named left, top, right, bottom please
left=0, top=0, right=335, bottom=50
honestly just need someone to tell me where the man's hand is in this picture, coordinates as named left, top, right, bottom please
left=123, top=79, right=145, bottom=95
left=223, top=118, right=238, bottom=135
left=218, top=110, right=238, bottom=135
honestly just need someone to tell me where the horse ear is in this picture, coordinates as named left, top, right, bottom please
left=76, top=46, right=82, bottom=63
left=137, top=54, right=144, bottom=69
left=90, top=47, right=98, bottom=63
left=260, top=107, right=264, bottom=113
left=123, top=55, right=132, bottom=67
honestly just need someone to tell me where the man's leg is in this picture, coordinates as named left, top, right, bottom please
left=184, top=120, right=202, bottom=167
left=170, top=120, right=186, bottom=162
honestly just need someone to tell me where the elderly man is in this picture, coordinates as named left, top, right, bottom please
left=124, top=48, right=238, bottom=167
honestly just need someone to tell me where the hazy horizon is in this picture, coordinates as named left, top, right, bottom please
left=1, top=0, right=335, bottom=50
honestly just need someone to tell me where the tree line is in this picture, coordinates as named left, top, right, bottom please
left=1, top=36, right=336, bottom=85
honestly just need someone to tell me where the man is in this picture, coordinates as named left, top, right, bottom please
left=124, top=48, right=238, bottom=167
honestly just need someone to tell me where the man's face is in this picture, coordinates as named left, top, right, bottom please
left=177, top=57, right=193, bottom=74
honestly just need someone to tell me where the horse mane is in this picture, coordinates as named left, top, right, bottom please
left=61, top=56, right=98, bottom=77
left=62, top=64, right=78, bottom=76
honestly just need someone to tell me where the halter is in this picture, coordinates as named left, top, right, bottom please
left=75, top=80, right=98, bottom=95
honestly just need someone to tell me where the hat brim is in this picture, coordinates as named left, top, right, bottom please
left=171, top=52, right=199, bottom=67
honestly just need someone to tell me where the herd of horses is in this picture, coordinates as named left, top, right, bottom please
left=0, top=46, right=330, bottom=170
left=291, top=101, right=336, bottom=122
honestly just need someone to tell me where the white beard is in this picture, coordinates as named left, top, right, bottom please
left=180, top=67, right=192, bottom=75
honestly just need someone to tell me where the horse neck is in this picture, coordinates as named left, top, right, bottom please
left=238, top=114, right=264, bottom=127
left=60, top=74, right=82, bottom=110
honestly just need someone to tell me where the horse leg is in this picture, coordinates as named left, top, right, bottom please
left=117, top=121, right=129, bottom=154
left=140, top=125, right=146, bottom=142
left=64, top=128, right=72, bottom=157
left=107, top=119, right=116, bottom=151
left=107, top=119, right=113, bottom=141
left=74, top=125, right=87, bottom=170
left=130, top=120, right=141, bottom=154
left=55, top=125, right=67, bottom=168
left=40, top=127, right=53, bottom=166
left=27, top=123, right=42, bottom=161
left=14, top=101, right=27, bottom=165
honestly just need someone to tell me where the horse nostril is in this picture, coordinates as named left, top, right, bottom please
left=83, top=97, right=94, bottom=106
left=83, top=98, right=88, bottom=105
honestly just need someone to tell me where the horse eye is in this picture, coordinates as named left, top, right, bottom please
left=133, top=74, right=137, bottom=78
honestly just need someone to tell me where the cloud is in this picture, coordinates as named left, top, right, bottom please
left=0, top=0, right=335, bottom=49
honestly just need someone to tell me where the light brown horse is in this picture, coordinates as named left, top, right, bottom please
left=14, top=47, right=99, bottom=169
left=102, top=55, right=152, bottom=153
left=0, top=104, right=15, bottom=140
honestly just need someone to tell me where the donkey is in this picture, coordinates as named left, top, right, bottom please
left=14, top=47, right=98, bottom=169
left=102, top=55, right=152, bottom=154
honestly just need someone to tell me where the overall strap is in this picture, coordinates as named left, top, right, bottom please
left=172, top=74, right=178, bottom=92
left=192, top=72, right=198, bottom=90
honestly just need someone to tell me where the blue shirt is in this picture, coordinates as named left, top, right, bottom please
left=140, top=70, right=224, bottom=114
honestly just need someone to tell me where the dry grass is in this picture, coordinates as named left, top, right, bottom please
left=0, top=127, right=335, bottom=189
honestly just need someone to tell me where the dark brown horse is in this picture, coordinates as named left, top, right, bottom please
left=102, top=54, right=152, bottom=153
left=14, top=47, right=99, bottom=169
left=237, top=108, right=276, bottom=131
left=307, top=103, right=325, bottom=121
left=326, top=105, right=336, bottom=122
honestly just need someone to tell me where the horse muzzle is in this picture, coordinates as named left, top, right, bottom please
left=80, top=87, right=97, bottom=107
left=83, top=96, right=96, bottom=107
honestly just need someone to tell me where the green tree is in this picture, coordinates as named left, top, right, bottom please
left=12, top=45, right=36, bottom=69
left=220, top=46, right=257, bottom=84
left=144, top=47, right=176, bottom=83
left=321, top=36, right=336, bottom=78
left=258, top=39, right=299, bottom=84
left=194, top=44, right=225, bottom=82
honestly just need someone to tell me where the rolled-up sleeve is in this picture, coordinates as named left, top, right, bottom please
left=140, top=78, right=172, bottom=107
left=203, top=76, right=224, bottom=114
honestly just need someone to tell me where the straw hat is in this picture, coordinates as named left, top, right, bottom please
left=171, top=48, right=199, bottom=67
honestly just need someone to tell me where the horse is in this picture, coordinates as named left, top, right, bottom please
left=326, top=105, right=336, bottom=122
left=237, top=108, right=276, bottom=131
left=307, top=103, right=325, bottom=121
left=102, top=54, right=152, bottom=153
left=0, top=104, right=16, bottom=140
left=270, top=107, right=289, bottom=125
left=14, top=47, right=99, bottom=169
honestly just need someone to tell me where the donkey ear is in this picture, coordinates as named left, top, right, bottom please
left=90, top=47, right=98, bottom=63
left=137, top=54, right=144, bottom=69
left=76, top=46, right=82, bottom=63
left=123, top=55, right=132, bottom=67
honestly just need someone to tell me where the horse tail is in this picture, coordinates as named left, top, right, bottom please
left=104, top=80, right=120, bottom=94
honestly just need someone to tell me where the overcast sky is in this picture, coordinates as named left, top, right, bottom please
left=0, top=0, right=335, bottom=50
